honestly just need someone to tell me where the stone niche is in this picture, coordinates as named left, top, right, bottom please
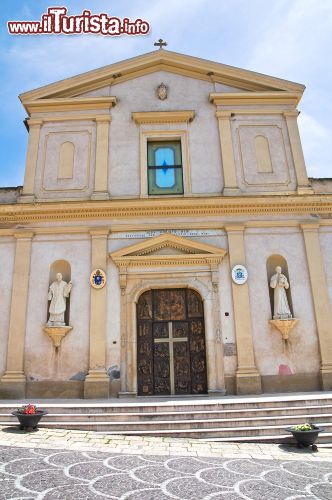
left=232, top=117, right=296, bottom=193
left=36, top=123, right=95, bottom=199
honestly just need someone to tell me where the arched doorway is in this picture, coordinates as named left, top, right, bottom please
left=137, top=288, right=207, bottom=396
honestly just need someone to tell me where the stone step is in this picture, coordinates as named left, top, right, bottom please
left=2, top=393, right=332, bottom=442
left=2, top=404, right=332, bottom=420
left=2, top=400, right=332, bottom=415
left=4, top=421, right=331, bottom=440
left=4, top=417, right=332, bottom=434
left=1, top=393, right=332, bottom=413
left=2, top=410, right=332, bottom=426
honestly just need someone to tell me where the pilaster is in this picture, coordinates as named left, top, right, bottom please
left=91, top=115, right=111, bottom=200
left=0, top=231, right=34, bottom=398
left=84, top=229, right=110, bottom=398
left=216, top=111, right=241, bottom=196
left=225, top=224, right=261, bottom=394
left=284, top=111, right=313, bottom=194
left=301, top=223, right=332, bottom=390
left=19, top=119, right=42, bottom=203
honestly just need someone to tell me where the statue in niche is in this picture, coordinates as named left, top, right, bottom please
left=47, top=273, right=72, bottom=326
left=270, top=266, right=292, bottom=320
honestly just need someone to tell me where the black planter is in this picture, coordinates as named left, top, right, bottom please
left=285, top=426, right=324, bottom=449
left=12, top=410, right=48, bottom=432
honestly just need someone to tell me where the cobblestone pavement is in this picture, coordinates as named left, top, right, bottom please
left=0, top=426, right=331, bottom=499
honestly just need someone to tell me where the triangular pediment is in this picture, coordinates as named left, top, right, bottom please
left=110, top=233, right=226, bottom=268
left=19, top=49, right=305, bottom=106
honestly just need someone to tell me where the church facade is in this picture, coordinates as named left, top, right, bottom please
left=0, top=49, right=331, bottom=399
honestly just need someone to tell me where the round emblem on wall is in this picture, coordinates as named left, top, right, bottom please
left=90, top=269, right=107, bottom=289
left=231, top=265, right=248, bottom=285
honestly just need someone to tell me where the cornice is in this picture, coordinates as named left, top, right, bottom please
left=210, top=92, right=302, bottom=107
left=0, top=195, right=331, bottom=224
left=111, top=254, right=225, bottom=268
left=132, top=110, right=195, bottom=124
left=23, top=97, right=117, bottom=115
left=19, top=50, right=305, bottom=103
left=111, top=233, right=226, bottom=257
left=110, top=233, right=227, bottom=269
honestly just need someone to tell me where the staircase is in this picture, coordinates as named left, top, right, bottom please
left=1, top=392, right=332, bottom=443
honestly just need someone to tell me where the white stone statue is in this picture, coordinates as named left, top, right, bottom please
left=270, top=266, right=292, bottom=320
left=47, top=273, right=72, bottom=326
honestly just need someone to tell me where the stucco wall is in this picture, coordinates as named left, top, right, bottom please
left=245, top=228, right=320, bottom=377
left=24, top=235, right=90, bottom=380
left=319, top=227, right=332, bottom=308
left=34, top=121, right=96, bottom=200
left=109, top=71, right=223, bottom=196
left=231, top=114, right=297, bottom=193
left=0, top=238, right=15, bottom=375
left=106, top=259, right=121, bottom=380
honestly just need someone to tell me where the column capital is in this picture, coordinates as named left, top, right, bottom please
left=89, top=228, right=109, bottom=238
left=283, top=110, right=300, bottom=118
left=27, top=119, right=43, bottom=127
left=224, top=224, right=245, bottom=233
left=95, top=115, right=112, bottom=123
left=300, top=222, right=320, bottom=232
left=216, top=111, right=232, bottom=119
left=13, top=231, right=34, bottom=240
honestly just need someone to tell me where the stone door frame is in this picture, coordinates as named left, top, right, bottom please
left=110, top=233, right=227, bottom=396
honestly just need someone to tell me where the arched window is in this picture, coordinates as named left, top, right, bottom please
left=48, top=260, right=71, bottom=325
left=266, top=255, right=293, bottom=318
left=254, top=135, right=273, bottom=173
left=58, top=142, right=75, bottom=179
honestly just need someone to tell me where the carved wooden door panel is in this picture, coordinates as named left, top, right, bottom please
left=137, top=289, right=207, bottom=395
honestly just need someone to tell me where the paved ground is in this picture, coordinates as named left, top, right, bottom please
left=0, top=426, right=331, bottom=499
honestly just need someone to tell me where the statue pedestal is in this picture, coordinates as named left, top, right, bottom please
left=43, top=325, right=72, bottom=348
left=269, top=319, right=299, bottom=341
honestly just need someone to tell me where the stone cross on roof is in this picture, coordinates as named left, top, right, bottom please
left=154, top=39, right=167, bottom=49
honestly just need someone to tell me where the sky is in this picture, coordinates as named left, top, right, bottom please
left=0, top=0, right=331, bottom=187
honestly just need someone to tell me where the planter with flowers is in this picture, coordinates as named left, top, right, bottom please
left=12, top=404, right=48, bottom=432
left=285, top=423, right=325, bottom=450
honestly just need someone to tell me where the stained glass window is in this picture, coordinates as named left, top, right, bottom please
left=147, top=141, right=183, bottom=195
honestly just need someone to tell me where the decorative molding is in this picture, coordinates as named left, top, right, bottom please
left=270, top=318, right=299, bottom=341
left=218, top=109, right=299, bottom=116
left=41, top=130, right=91, bottom=193
left=23, top=97, right=116, bottom=115
left=1, top=195, right=332, bottom=224
left=132, top=110, right=195, bottom=124
left=4, top=220, right=332, bottom=238
left=19, top=50, right=304, bottom=102
left=43, top=325, right=72, bottom=348
left=236, top=124, right=291, bottom=187
left=110, top=233, right=227, bottom=269
left=210, top=92, right=302, bottom=107
left=29, top=114, right=112, bottom=123
left=13, top=231, right=34, bottom=239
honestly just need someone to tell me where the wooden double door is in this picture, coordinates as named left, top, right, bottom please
left=137, top=288, right=207, bottom=395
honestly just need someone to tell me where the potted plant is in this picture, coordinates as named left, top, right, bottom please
left=285, top=423, right=325, bottom=450
left=12, top=404, right=48, bottom=432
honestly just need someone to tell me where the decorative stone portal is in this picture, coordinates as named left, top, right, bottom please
left=137, top=289, right=207, bottom=396
left=110, top=232, right=227, bottom=397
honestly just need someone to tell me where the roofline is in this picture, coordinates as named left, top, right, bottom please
left=19, top=49, right=305, bottom=103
